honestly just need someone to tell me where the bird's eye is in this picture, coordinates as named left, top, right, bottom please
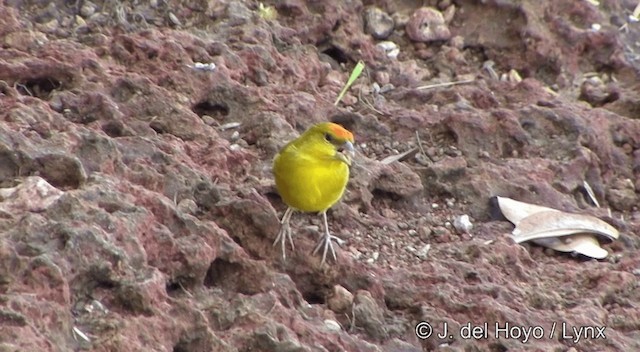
left=324, top=133, right=334, bottom=142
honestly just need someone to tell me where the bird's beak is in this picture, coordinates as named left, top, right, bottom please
left=335, top=141, right=355, bottom=166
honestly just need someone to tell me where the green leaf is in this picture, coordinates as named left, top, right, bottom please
left=334, top=60, right=365, bottom=106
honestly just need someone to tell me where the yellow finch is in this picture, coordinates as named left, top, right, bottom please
left=273, top=122, right=355, bottom=265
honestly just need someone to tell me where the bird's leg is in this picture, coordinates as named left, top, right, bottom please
left=312, top=211, right=345, bottom=265
left=273, top=207, right=295, bottom=260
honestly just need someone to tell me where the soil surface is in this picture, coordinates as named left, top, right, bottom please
left=1, top=0, right=640, bottom=351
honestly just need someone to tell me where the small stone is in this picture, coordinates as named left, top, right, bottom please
left=340, top=93, right=358, bottom=106
left=376, top=41, right=399, bottom=59
left=449, top=35, right=465, bottom=50
left=438, top=0, right=452, bottom=11
left=327, top=285, right=353, bottom=314
left=177, top=199, right=198, bottom=215
left=442, top=4, right=456, bottom=23
left=374, top=71, right=390, bottom=85
left=453, top=214, right=473, bottom=234
left=416, top=244, right=431, bottom=260
left=201, top=115, right=216, bottom=126
left=41, top=19, right=60, bottom=33
left=324, top=319, right=342, bottom=332
left=387, top=48, right=400, bottom=59
left=508, top=69, right=523, bottom=82
left=80, top=1, right=97, bottom=17
left=75, top=15, right=86, bottom=27
left=364, top=7, right=395, bottom=40
left=371, top=251, right=379, bottom=261
left=168, top=12, right=181, bottom=26
left=352, top=291, right=388, bottom=340
left=391, top=13, right=409, bottom=28
left=432, top=226, right=449, bottom=237
left=419, top=226, right=432, bottom=241
left=579, top=76, right=618, bottom=106
left=415, top=153, right=430, bottom=166
left=0, top=176, right=63, bottom=213
left=406, top=7, right=451, bottom=42
left=606, top=178, right=637, bottom=211
left=379, top=83, right=394, bottom=93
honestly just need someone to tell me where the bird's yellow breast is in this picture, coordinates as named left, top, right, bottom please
left=273, top=150, right=349, bottom=213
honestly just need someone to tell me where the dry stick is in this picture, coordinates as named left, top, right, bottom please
left=359, top=91, right=384, bottom=115
left=582, top=180, right=600, bottom=208
left=415, top=131, right=427, bottom=157
left=416, top=79, right=475, bottom=90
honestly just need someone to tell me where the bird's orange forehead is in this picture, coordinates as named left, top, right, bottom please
left=328, top=123, right=354, bottom=141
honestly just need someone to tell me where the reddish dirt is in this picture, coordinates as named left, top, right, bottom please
left=1, top=0, right=640, bottom=351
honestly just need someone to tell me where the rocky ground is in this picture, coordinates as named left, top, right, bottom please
left=1, top=0, right=640, bottom=351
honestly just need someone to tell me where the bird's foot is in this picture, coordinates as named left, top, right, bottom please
left=273, top=208, right=295, bottom=260
left=273, top=223, right=294, bottom=260
left=312, top=233, right=345, bottom=266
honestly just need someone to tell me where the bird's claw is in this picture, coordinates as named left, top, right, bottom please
left=273, top=208, right=295, bottom=260
left=312, top=233, right=344, bottom=266
left=273, top=223, right=294, bottom=260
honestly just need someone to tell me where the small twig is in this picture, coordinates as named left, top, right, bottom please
left=416, top=79, right=475, bottom=90
left=265, top=298, right=277, bottom=315
left=582, top=180, right=600, bottom=208
left=358, top=91, right=384, bottom=115
left=177, top=281, right=194, bottom=298
left=349, top=304, right=356, bottom=332
left=415, top=131, right=427, bottom=156
left=356, top=68, right=384, bottom=115
left=14, top=82, right=33, bottom=96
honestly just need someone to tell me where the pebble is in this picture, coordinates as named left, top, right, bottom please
left=449, top=35, right=465, bottom=50
left=442, top=4, right=456, bottom=23
left=406, top=7, right=451, bottom=42
left=580, top=75, right=617, bottom=106
left=419, top=226, right=432, bottom=241
left=364, top=7, right=395, bottom=40
left=324, top=319, right=342, bottom=332
left=177, top=199, right=198, bottom=215
left=415, top=153, right=430, bottom=166
left=371, top=251, right=379, bottom=261
left=391, top=13, right=409, bottom=28
left=168, top=12, right=181, bottom=27
left=374, top=71, right=390, bottom=85
left=376, top=41, right=399, bottom=59
left=453, top=214, right=473, bottom=234
left=201, top=115, right=216, bottom=126
left=416, top=244, right=431, bottom=260
left=80, top=1, right=97, bottom=18
left=438, top=0, right=452, bottom=10
left=379, top=83, right=394, bottom=94
left=327, top=285, right=353, bottom=313
left=432, top=226, right=449, bottom=236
